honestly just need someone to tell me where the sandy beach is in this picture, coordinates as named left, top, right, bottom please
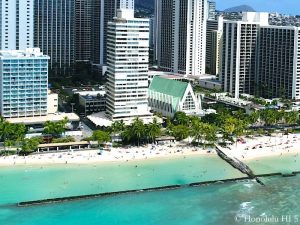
left=0, top=144, right=215, bottom=167
left=225, top=133, right=300, bottom=161
left=1, top=133, right=300, bottom=167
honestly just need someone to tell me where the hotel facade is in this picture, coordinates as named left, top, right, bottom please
left=0, top=0, right=34, bottom=50
left=34, top=0, right=75, bottom=74
left=0, top=48, right=49, bottom=118
left=221, top=12, right=300, bottom=100
left=221, top=12, right=269, bottom=98
left=206, top=16, right=223, bottom=75
left=256, top=26, right=300, bottom=100
left=106, top=9, right=151, bottom=120
left=155, top=0, right=207, bottom=76
left=75, top=0, right=92, bottom=62
left=91, top=0, right=134, bottom=66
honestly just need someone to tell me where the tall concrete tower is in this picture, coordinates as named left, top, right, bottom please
left=155, top=0, right=207, bottom=76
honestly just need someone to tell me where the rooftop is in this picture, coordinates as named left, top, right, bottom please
left=149, top=76, right=188, bottom=99
left=77, top=90, right=106, bottom=97
left=6, top=113, right=80, bottom=125
left=81, top=94, right=106, bottom=101
left=38, top=141, right=89, bottom=148
left=87, top=112, right=160, bottom=127
left=0, top=48, right=49, bottom=59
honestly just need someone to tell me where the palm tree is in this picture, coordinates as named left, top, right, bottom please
left=202, top=123, right=218, bottom=147
left=172, top=111, right=189, bottom=126
left=43, top=121, right=56, bottom=137
left=110, top=120, right=125, bottom=134
left=4, top=140, right=14, bottom=151
left=248, top=111, right=260, bottom=125
left=284, top=111, right=299, bottom=126
left=21, top=138, right=41, bottom=155
left=189, top=115, right=201, bottom=125
left=0, top=121, right=13, bottom=141
left=131, top=117, right=145, bottom=146
left=121, top=127, right=133, bottom=143
left=146, top=118, right=162, bottom=143
left=12, top=124, right=26, bottom=148
left=222, top=117, right=235, bottom=142
left=234, top=110, right=246, bottom=120
left=43, top=117, right=69, bottom=138
left=260, top=109, right=277, bottom=126
left=172, top=125, right=189, bottom=141
left=222, top=116, right=247, bottom=145
left=92, top=130, right=111, bottom=144
left=165, top=117, right=174, bottom=136
left=190, top=120, right=205, bottom=145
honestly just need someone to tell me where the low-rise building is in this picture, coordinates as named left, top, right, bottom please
left=78, top=91, right=106, bottom=115
left=198, top=75, right=222, bottom=91
left=47, top=90, right=58, bottom=114
left=148, top=76, right=201, bottom=117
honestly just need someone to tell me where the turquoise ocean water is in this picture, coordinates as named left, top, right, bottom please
left=1, top=154, right=300, bottom=225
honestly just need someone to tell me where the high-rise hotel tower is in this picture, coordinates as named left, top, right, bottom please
left=155, top=0, right=207, bottom=76
left=91, top=0, right=134, bottom=66
left=257, top=26, right=300, bottom=100
left=34, top=0, right=75, bottom=74
left=75, top=0, right=92, bottom=62
left=221, top=12, right=269, bottom=98
left=0, top=48, right=49, bottom=118
left=106, top=9, right=151, bottom=120
left=0, top=0, right=34, bottom=50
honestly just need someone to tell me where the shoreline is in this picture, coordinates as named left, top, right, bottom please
left=0, top=146, right=216, bottom=167
left=1, top=133, right=300, bottom=168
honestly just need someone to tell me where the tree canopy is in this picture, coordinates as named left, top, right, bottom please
left=43, top=117, right=69, bottom=137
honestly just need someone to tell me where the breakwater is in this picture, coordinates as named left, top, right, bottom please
left=18, top=172, right=298, bottom=207
left=18, top=185, right=181, bottom=207
left=18, top=179, right=249, bottom=207
left=215, top=145, right=265, bottom=185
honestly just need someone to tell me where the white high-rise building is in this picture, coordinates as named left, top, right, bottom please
left=106, top=9, right=151, bottom=120
left=0, top=0, right=34, bottom=50
left=155, top=0, right=207, bottom=76
left=221, top=12, right=269, bottom=98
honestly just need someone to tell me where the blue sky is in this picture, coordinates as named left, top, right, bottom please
left=215, top=0, right=300, bottom=15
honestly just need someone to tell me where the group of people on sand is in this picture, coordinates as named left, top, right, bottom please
left=0, top=143, right=216, bottom=166
left=228, top=134, right=300, bottom=160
